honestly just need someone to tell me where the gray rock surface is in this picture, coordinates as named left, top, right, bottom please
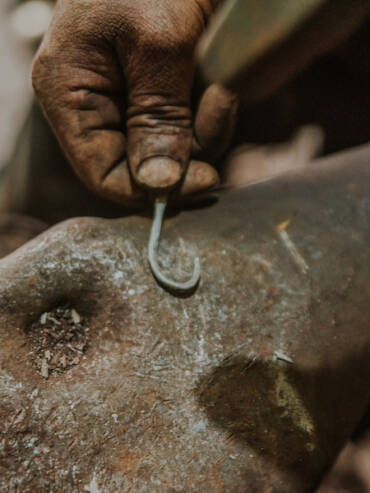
left=0, top=145, right=369, bottom=492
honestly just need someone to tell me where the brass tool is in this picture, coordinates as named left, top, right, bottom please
left=197, top=0, right=369, bottom=103
left=197, top=0, right=324, bottom=90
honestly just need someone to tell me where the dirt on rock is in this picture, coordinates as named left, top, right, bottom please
left=26, top=305, right=89, bottom=379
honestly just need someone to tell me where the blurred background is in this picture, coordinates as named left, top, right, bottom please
left=0, top=0, right=53, bottom=170
left=0, top=1, right=368, bottom=491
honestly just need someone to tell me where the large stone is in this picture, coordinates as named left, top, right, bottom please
left=0, top=145, right=369, bottom=492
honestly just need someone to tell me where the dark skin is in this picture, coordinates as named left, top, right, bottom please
left=32, top=0, right=238, bottom=209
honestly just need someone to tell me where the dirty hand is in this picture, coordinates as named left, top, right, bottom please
left=32, top=0, right=238, bottom=208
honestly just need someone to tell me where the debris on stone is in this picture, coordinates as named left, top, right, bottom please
left=273, top=349, right=294, bottom=364
left=71, top=308, right=81, bottom=324
left=275, top=219, right=291, bottom=233
left=275, top=221, right=309, bottom=275
left=40, top=358, right=48, bottom=379
left=26, top=305, right=89, bottom=378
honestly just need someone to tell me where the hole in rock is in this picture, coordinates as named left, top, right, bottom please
left=25, top=304, right=90, bottom=379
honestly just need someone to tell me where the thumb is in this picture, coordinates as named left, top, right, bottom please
left=122, top=33, right=195, bottom=192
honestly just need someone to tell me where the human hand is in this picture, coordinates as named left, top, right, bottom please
left=32, top=0, right=238, bottom=208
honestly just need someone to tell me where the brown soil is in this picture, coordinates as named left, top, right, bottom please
left=26, top=305, right=89, bottom=379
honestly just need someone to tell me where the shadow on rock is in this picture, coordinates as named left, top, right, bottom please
left=196, top=347, right=370, bottom=482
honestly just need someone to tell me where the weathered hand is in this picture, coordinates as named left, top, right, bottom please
left=32, top=0, right=238, bottom=208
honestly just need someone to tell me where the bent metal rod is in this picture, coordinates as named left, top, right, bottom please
left=148, top=197, right=200, bottom=294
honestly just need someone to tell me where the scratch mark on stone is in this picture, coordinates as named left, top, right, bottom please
left=276, top=220, right=309, bottom=275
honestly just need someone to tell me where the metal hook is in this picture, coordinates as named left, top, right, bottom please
left=148, top=197, right=200, bottom=293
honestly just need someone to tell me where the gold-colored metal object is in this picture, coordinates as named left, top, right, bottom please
left=197, top=0, right=325, bottom=87
left=198, top=0, right=370, bottom=103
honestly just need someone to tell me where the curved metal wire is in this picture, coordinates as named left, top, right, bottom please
left=148, top=197, right=200, bottom=293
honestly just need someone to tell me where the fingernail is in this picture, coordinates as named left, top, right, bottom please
left=136, top=157, right=182, bottom=190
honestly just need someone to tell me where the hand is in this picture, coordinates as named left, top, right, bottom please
left=32, top=0, right=238, bottom=208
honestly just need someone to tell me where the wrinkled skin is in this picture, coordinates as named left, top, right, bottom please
left=32, top=0, right=238, bottom=208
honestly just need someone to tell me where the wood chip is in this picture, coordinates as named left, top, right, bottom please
left=27, top=304, right=89, bottom=377
left=71, top=309, right=81, bottom=324
left=275, top=219, right=291, bottom=233
left=41, top=358, right=49, bottom=379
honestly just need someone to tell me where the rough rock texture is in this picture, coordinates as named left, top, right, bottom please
left=0, top=145, right=369, bottom=492
left=26, top=305, right=90, bottom=378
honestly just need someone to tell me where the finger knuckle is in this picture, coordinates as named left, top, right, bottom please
left=127, top=100, right=192, bottom=130
left=31, top=58, right=43, bottom=94
left=31, top=52, right=53, bottom=95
